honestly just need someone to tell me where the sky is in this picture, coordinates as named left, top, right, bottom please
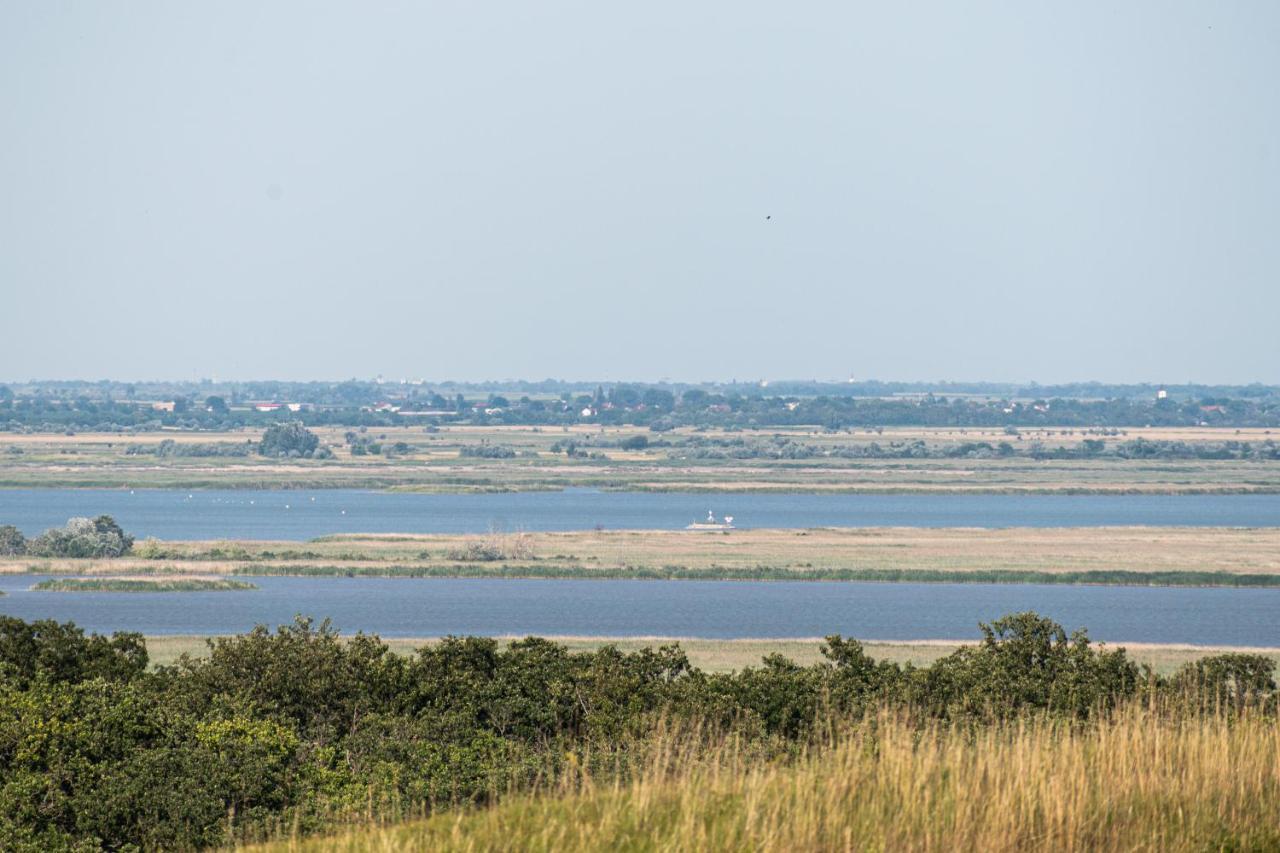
left=2, top=2, right=1278, bottom=384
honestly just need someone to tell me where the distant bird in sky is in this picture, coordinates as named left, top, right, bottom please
left=765, top=215, right=771, bottom=220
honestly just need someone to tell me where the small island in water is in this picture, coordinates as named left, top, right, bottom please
left=32, top=577, right=258, bottom=593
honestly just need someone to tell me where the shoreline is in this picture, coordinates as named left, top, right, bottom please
left=4, top=482, right=1280, bottom=495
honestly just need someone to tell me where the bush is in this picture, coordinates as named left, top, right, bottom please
left=459, top=444, right=517, bottom=459
left=258, top=422, right=319, bottom=457
left=0, top=525, right=25, bottom=556
left=446, top=532, right=535, bottom=562
left=0, top=615, right=147, bottom=687
left=0, top=612, right=1272, bottom=849
left=27, top=515, right=135, bottom=558
left=620, top=435, right=649, bottom=451
left=1172, top=652, right=1277, bottom=713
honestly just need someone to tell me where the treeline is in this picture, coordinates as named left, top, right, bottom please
left=0, top=612, right=1274, bottom=850
left=6, top=379, right=1280, bottom=405
left=665, top=435, right=1280, bottom=462
left=4, top=384, right=1280, bottom=432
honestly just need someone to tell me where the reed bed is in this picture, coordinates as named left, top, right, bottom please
left=250, top=707, right=1280, bottom=852
left=32, top=577, right=258, bottom=592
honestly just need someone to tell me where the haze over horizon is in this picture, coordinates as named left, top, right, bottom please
left=2, top=373, right=1272, bottom=390
left=3, top=2, right=1278, bottom=384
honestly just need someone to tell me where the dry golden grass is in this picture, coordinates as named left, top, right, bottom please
left=139, top=635, right=1280, bottom=676
left=1, top=424, right=1276, bottom=493
left=9, top=526, right=1274, bottom=578
left=245, top=708, right=1280, bottom=852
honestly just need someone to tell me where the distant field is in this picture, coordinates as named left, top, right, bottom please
left=6, top=526, right=1279, bottom=585
left=142, top=634, right=1280, bottom=676
left=1, top=424, right=1277, bottom=493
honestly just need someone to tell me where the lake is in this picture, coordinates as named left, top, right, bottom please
left=3, top=488, right=1279, bottom=540
left=2, top=574, right=1278, bottom=645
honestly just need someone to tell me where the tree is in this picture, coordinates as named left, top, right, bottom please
left=609, top=385, right=642, bottom=408
left=258, top=422, right=319, bottom=457
left=0, top=616, right=147, bottom=687
left=204, top=396, right=229, bottom=414
left=26, top=516, right=134, bottom=558
left=641, top=388, right=675, bottom=410
left=681, top=389, right=710, bottom=408
left=0, top=525, right=25, bottom=556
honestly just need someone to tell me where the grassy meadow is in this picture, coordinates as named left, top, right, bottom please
left=247, top=709, right=1280, bottom=853
left=1, top=423, right=1277, bottom=493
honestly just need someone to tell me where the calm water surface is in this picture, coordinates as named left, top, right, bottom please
left=2, top=575, right=1277, bottom=645
left=3, top=488, right=1279, bottom=539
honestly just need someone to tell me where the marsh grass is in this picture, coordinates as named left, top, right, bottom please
left=232, top=563, right=1280, bottom=587
left=10, top=527, right=1280, bottom=585
left=32, top=577, right=258, bottom=592
left=247, top=708, right=1280, bottom=852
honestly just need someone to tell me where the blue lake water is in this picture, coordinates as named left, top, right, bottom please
left=2, top=488, right=1279, bottom=540
left=2, top=575, right=1278, bottom=645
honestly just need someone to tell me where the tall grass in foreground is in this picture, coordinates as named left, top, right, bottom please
left=251, top=708, right=1280, bottom=852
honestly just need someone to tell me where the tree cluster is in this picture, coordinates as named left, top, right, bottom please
left=258, top=422, right=325, bottom=458
left=1, top=516, right=134, bottom=558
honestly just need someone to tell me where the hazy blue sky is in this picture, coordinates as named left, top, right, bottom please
left=2, top=2, right=1277, bottom=383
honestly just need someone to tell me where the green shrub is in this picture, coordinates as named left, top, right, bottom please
left=258, top=421, right=319, bottom=457
left=0, top=612, right=1271, bottom=850
left=0, top=524, right=25, bottom=556
left=26, top=515, right=134, bottom=558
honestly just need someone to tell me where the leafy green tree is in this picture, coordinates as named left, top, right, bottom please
left=641, top=388, right=675, bottom=410
left=608, top=385, right=641, bottom=407
left=620, top=435, right=649, bottom=451
left=27, top=515, right=134, bottom=558
left=0, top=616, right=146, bottom=687
left=911, top=612, right=1138, bottom=717
left=0, top=525, right=25, bottom=556
left=1172, top=653, right=1277, bottom=712
left=258, top=421, right=320, bottom=457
